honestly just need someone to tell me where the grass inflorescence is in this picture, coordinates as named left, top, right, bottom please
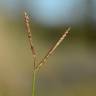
left=24, top=12, right=70, bottom=96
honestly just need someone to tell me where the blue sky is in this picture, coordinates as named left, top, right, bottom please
left=26, top=0, right=87, bottom=26
left=0, top=0, right=96, bottom=26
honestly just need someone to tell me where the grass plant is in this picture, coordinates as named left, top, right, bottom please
left=24, top=12, right=70, bottom=96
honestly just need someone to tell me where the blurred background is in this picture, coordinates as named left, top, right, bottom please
left=0, top=0, right=96, bottom=96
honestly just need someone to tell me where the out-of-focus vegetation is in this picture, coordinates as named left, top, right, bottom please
left=0, top=0, right=96, bottom=96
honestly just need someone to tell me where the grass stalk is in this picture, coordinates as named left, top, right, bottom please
left=32, top=70, right=36, bottom=96
left=24, top=11, right=70, bottom=96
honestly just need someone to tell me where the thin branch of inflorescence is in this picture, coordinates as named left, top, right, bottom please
left=35, top=27, right=70, bottom=71
left=24, top=12, right=36, bottom=69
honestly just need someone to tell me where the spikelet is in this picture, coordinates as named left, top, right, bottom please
left=24, top=12, right=36, bottom=69
left=35, top=27, right=70, bottom=71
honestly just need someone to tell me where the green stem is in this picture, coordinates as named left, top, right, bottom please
left=32, top=70, right=36, bottom=96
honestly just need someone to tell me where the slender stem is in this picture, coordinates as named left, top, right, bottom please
left=35, top=27, right=70, bottom=71
left=32, top=54, right=36, bottom=96
left=32, top=70, right=36, bottom=96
